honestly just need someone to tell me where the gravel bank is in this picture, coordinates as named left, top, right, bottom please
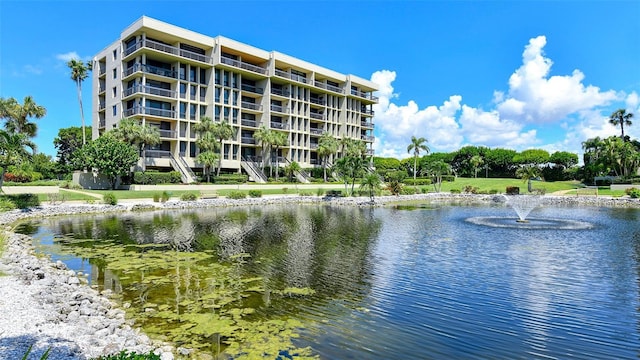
left=1, top=193, right=638, bottom=359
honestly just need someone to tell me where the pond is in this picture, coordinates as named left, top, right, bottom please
left=16, top=203, right=640, bottom=359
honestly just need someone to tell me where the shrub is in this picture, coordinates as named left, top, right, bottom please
left=133, top=171, right=181, bottom=185
left=385, top=180, right=403, bottom=196
left=316, top=188, right=325, bottom=196
left=103, top=192, right=118, bottom=205
left=282, top=187, right=289, bottom=194
left=298, top=191, right=312, bottom=197
left=325, top=190, right=342, bottom=197
left=450, top=189, right=461, bottom=194
left=400, top=186, right=417, bottom=195
left=489, top=189, right=499, bottom=194
left=421, top=186, right=430, bottom=194
left=213, top=174, right=248, bottom=184
left=403, top=178, right=432, bottom=186
left=3, top=194, right=40, bottom=209
left=506, top=186, right=520, bottom=195
left=463, top=185, right=479, bottom=194
left=0, top=198, right=16, bottom=211
left=161, top=191, right=170, bottom=202
left=47, top=193, right=66, bottom=205
left=152, top=193, right=161, bottom=202
left=180, top=192, right=198, bottom=201
left=247, top=190, right=262, bottom=198
left=626, top=187, right=640, bottom=198
left=531, top=188, right=546, bottom=195
left=94, top=350, right=161, bottom=360
left=227, top=191, right=247, bottom=199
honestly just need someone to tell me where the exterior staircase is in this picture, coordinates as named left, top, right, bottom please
left=241, top=156, right=268, bottom=183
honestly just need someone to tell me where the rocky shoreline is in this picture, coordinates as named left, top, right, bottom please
left=1, top=193, right=638, bottom=359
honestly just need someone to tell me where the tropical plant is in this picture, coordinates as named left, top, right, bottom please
left=407, top=136, right=430, bottom=182
left=284, top=161, right=301, bottom=182
left=317, top=132, right=338, bottom=182
left=609, top=109, right=633, bottom=140
left=0, top=130, right=35, bottom=191
left=470, top=155, right=484, bottom=178
left=54, top=126, right=92, bottom=173
left=67, top=59, right=92, bottom=145
left=253, top=126, right=272, bottom=174
left=110, top=118, right=160, bottom=155
left=0, top=96, right=46, bottom=137
left=72, top=133, right=139, bottom=189
left=424, top=160, right=451, bottom=193
left=197, top=150, right=219, bottom=183
left=270, top=131, right=288, bottom=181
left=516, top=165, right=542, bottom=193
left=333, top=155, right=367, bottom=196
left=102, top=192, right=118, bottom=205
left=360, top=173, right=382, bottom=201
left=210, top=120, right=234, bottom=176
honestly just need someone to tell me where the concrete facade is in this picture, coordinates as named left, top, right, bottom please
left=92, top=16, right=378, bottom=181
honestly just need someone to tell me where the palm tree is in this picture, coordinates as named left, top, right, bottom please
left=211, top=120, right=234, bottom=176
left=424, top=160, right=451, bottom=193
left=197, top=151, right=219, bottom=183
left=609, top=109, right=634, bottom=140
left=317, top=132, right=338, bottom=182
left=0, top=96, right=46, bottom=137
left=470, top=155, right=484, bottom=178
left=271, top=131, right=288, bottom=181
left=253, top=126, right=272, bottom=174
left=407, top=136, right=430, bottom=182
left=68, top=59, right=91, bottom=145
left=516, top=165, right=542, bottom=193
left=284, top=161, right=301, bottom=182
left=0, top=130, right=35, bottom=191
left=360, top=173, right=382, bottom=201
left=110, top=118, right=160, bottom=155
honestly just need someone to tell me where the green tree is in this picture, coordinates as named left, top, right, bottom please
left=0, top=96, right=46, bottom=137
left=609, top=109, right=633, bottom=140
left=31, top=153, right=57, bottom=180
left=67, top=59, right=92, bottom=145
left=513, top=149, right=550, bottom=166
left=54, top=126, right=92, bottom=173
left=197, top=151, right=219, bottom=183
left=360, top=173, right=382, bottom=201
left=73, top=134, right=138, bottom=189
left=407, top=136, right=430, bottom=182
left=470, top=155, right=484, bottom=178
left=0, top=130, right=35, bottom=191
left=549, top=151, right=578, bottom=169
left=284, top=161, right=301, bottom=182
left=516, top=165, right=542, bottom=193
left=333, top=155, right=367, bottom=196
left=253, top=126, right=272, bottom=174
left=317, top=133, right=338, bottom=182
left=111, top=118, right=160, bottom=155
left=210, top=120, right=234, bottom=176
left=424, top=160, right=451, bottom=193
left=271, top=131, right=288, bottom=181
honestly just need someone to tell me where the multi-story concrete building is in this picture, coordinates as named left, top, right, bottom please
left=92, top=16, right=377, bottom=183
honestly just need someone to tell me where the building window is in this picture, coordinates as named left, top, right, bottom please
left=112, top=105, right=117, bottom=116
left=113, top=49, right=117, bottom=60
left=112, top=86, right=117, bottom=98
left=113, top=68, right=117, bottom=79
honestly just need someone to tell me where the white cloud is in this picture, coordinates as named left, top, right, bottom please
left=458, top=106, right=538, bottom=148
left=56, top=51, right=81, bottom=62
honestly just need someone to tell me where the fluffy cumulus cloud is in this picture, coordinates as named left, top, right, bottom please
left=370, top=35, right=633, bottom=159
left=56, top=51, right=81, bottom=62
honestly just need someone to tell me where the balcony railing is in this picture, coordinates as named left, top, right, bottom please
left=350, top=89, right=379, bottom=102
left=99, top=67, right=106, bottom=76
left=270, top=104, right=288, bottom=113
left=124, top=39, right=213, bottom=64
left=309, top=143, right=319, bottom=150
left=98, top=85, right=106, bottom=93
left=361, top=109, right=375, bottom=116
left=366, top=149, right=375, bottom=155
left=361, top=121, right=374, bottom=128
left=274, top=69, right=308, bottom=84
left=309, top=128, right=324, bottom=135
left=361, top=135, right=375, bottom=142
left=310, top=113, right=325, bottom=120
left=124, top=84, right=176, bottom=98
left=124, top=106, right=175, bottom=119
left=310, top=98, right=325, bottom=105
left=241, top=118, right=258, bottom=127
left=220, top=56, right=267, bottom=75
left=159, top=129, right=177, bottom=138
left=314, top=81, right=344, bottom=94
left=143, top=150, right=172, bottom=158
left=241, top=137, right=256, bottom=144
left=98, top=102, right=106, bottom=111
left=270, top=122, right=289, bottom=130
left=241, top=84, right=264, bottom=95
left=99, top=119, right=106, bottom=128
left=241, top=101, right=262, bottom=111
left=123, top=63, right=178, bottom=79
left=270, top=87, right=289, bottom=97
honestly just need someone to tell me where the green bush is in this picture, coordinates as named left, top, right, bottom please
left=0, top=198, right=15, bottom=211
left=152, top=193, right=161, bottom=202
left=298, top=191, right=312, bottom=197
left=489, top=189, right=499, bottom=194
left=103, top=192, right=118, bottom=205
left=161, top=191, right=170, bottom=202
left=248, top=190, right=262, bottom=198
left=400, top=186, right=417, bottom=195
left=450, top=189, right=461, bottom=194
left=227, top=191, right=247, bottom=199
left=316, top=188, right=325, bottom=196
left=440, top=175, right=456, bottom=182
left=180, top=192, right=198, bottom=201
left=325, top=189, right=343, bottom=197
left=626, top=187, right=640, bottom=198
left=403, top=178, right=432, bottom=186
left=133, top=171, right=181, bottom=185
left=1, top=194, right=40, bottom=209
left=213, top=174, right=248, bottom=184
left=282, top=187, right=289, bottom=194
left=94, top=350, right=161, bottom=360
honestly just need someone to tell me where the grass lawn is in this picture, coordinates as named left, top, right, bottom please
left=436, top=178, right=583, bottom=194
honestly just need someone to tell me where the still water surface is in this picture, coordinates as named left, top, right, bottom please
left=17, top=204, right=640, bottom=359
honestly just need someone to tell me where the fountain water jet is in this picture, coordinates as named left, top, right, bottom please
left=504, top=194, right=544, bottom=222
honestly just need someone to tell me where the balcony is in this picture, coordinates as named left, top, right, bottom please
left=241, top=84, right=264, bottom=95
left=123, top=106, right=175, bottom=119
left=98, top=85, right=106, bottom=94
left=124, top=39, right=213, bottom=64
left=241, top=101, right=262, bottom=111
left=309, top=128, right=324, bottom=135
left=270, top=87, right=289, bottom=97
left=361, top=135, right=375, bottom=142
left=270, top=104, right=288, bottom=113
left=98, top=67, right=106, bottom=77
left=309, top=143, right=319, bottom=150
left=98, top=102, right=106, bottom=111
left=98, top=119, right=106, bottom=128
left=366, top=149, right=375, bottom=155
left=361, top=109, right=375, bottom=116
left=241, top=118, right=258, bottom=127
left=314, top=81, right=344, bottom=94
left=158, top=129, right=177, bottom=138
left=351, top=89, right=379, bottom=102
left=123, top=84, right=176, bottom=99
left=310, top=112, right=325, bottom=120
left=270, top=122, right=289, bottom=130
left=274, top=69, right=308, bottom=84
left=241, top=137, right=256, bottom=144
left=361, top=121, right=374, bottom=128
left=220, top=56, right=267, bottom=75
left=123, top=63, right=178, bottom=79
left=310, top=98, right=325, bottom=106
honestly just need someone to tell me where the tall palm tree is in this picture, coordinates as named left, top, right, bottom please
left=211, top=120, right=234, bottom=176
left=360, top=173, right=382, bottom=201
left=0, top=96, right=46, bottom=137
left=424, top=160, right=451, bottom=193
left=407, top=136, right=430, bottom=182
left=0, top=130, right=35, bottom=191
left=197, top=151, right=219, bottom=183
left=253, top=126, right=272, bottom=174
left=470, top=155, right=484, bottom=178
left=68, top=59, right=91, bottom=145
left=609, top=109, right=634, bottom=140
left=271, top=131, right=288, bottom=181
left=515, top=165, right=542, bottom=193
left=317, top=132, right=338, bottom=182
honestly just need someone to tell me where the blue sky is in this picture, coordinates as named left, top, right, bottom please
left=0, top=0, right=638, bottom=159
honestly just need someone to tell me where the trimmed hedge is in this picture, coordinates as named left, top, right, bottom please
left=248, top=190, right=262, bottom=198
left=133, top=171, right=181, bottom=185
left=403, top=178, right=432, bottom=186
left=213, top=174, right=248, bottom=184
left=227, top=191, right=247, bottom=199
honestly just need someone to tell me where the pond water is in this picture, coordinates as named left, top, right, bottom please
left=17, top=204, right=640, bottom=359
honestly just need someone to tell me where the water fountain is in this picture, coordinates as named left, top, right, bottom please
left=505, top=194, right=544, bottom=222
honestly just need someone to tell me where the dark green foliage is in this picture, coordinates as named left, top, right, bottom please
left=213, top=174, right=248, bottom=184
left=161, top=191, right=170, bottom=202
left=450, top=188, right=461, bottom=194
left=325, top=189, right=343, bottom=197
left=248, top=190, right=262, bottom=198
left=513, top=149, right=550, bottom=165
left=72, top=134, right=138, bottom=189
left=626, top=188, right=640, bottom=198
left=0, top=193, right=40, bottom=209
left=180, top=192, right=198, bottom=201
left=103, top=192, right=118, bottom=205
left=227, top=190, right=247, bottom=199
left=54, top=126, right=91, bottom=173
left=506, top=186, right=520, bottom=195
left=400, top=186, right=417, bottom=195
left=373, top=157, right=401, bottom=172
left=133, top=171, right=181, bottom=185
left=403, top=177, right=432, bottom=186
left=93, top=350, right=161, bottom=360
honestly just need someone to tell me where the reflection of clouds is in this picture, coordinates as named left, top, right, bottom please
left=218, top=222, right=245, bottom=259
left=285, top=213, right=313, bottom=288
